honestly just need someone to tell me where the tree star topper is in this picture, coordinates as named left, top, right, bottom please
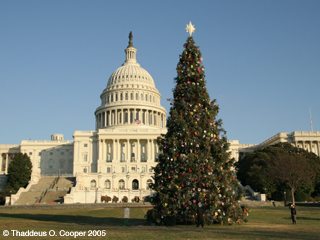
left=186, top=21, right=195, bottom=36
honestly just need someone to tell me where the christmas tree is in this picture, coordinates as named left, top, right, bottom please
left=150, top=22, right=248, bottom=226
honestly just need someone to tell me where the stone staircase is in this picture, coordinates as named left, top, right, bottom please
left=242, top=188, right=259, bottom=201
left=13, top=177, right=75, bottom=205
left=40, top=177, right=75, bottom=204
left=14, top=177, right=56, bottom=205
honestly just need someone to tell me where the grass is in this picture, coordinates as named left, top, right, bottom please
left=0, top=206, right=319, bottom=239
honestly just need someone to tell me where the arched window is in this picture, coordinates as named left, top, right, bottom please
left=111, top=94, right=113, bottom=102
left=90, top=180, right=96, bottom=188
left=116, top=93, right=118, bottom=101
left=136, top=93, right=139, bottom=100
left=49, top=159, right=53, bottom=168
left=145, top=94, right=147, bottom=101
left=104, top=180, right=111, bottom=189
left=141, top=94, right=143, bottom=100
left=120, top=93, right=123, bottom=101
left=146, top=179, right=153, bottom=190
left=119, top=179, right=125, bottom=190
left=125, top=93, right=128, bottom=100
left=132, top=179, right=139, bottom=190
left=131, top=92, right=134, bottom=100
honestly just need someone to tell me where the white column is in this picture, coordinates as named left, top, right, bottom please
left=115, top=110, right=118, bottom=125
left=115, top=139, right=118, bottom=161
left=104, top=111, right=107, bottom=127
left=99, top=140, right=102, bottom=161
left=147, top=139, right=151, bottom=162
left=127, top=139, right=130, bottom=162
left=151, top=140, right=154, bottom=162
left=137, top=139, right=140, bottom=162
left=121, top=109, right=124, bottom=124
left=5, top=154, right=8, bottom=174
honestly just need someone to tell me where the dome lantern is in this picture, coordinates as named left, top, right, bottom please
left=123, top=31, right=139, bottom=67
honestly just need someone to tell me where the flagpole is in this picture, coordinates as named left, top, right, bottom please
left=310, top=107, right=313, bottom=131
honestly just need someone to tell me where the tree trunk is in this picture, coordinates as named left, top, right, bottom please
left=291, top=187, right=295, bottom=205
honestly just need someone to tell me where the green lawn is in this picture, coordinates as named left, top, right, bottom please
left=0, top=206, right=319, bottom=239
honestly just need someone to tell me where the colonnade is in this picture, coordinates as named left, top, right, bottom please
left=0, top=153, right=13, bottom=174
left=295, top=141, right=320, bottom=156
left=98, top=138, right=159, bottom=164
left=96, top=108, right=166, bottom=129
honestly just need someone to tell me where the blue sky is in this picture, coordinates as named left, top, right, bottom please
left=1, top=0, right=319, bottom=145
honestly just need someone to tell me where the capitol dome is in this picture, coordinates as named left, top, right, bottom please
left=94, top=32, right=167, bottom=130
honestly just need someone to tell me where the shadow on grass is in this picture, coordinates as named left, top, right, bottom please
left=0, top=213, right=145, bottom=226
left=0, top=212, right=319, bottom=240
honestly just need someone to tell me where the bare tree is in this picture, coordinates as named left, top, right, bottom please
left=267, top=153, right=316, bottom=205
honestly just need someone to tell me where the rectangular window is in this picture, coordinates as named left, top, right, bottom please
left=121, top=144, right=125, bottom=162
left=83, top=168, right=87, bottom=173
left=84, top=154, right=88, bottom=162
left=84, top=144, right=88, bottom=147
left=141, top=143, right=146, bottom=162
left=107, top=143, right=112, bottom=162
left=131, top=144, right=135, bottom=162
left=155, top=144, right=159, bottom=162
left=107, top=167, right=111, bottom=173
left=69, top=160, right=73, bottom=169
left=29, top=152, right=32, bottom=155
left=131, top=167, right=135, bottom=172
left=38, top=152, right=41, bottom=156
left=61, top=152, right=64, bottom=155
left=142, top=167, right=145, bottom=173
left=122, top=167, right=125, bottom=173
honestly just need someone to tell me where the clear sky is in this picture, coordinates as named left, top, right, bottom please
left=1, top=0, right=319, bottom=145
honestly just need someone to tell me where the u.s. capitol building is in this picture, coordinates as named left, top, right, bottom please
left=1, top=33, right=319, bottom=205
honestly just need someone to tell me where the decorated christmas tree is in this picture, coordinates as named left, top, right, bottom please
left=150, top=22, right=248, bottom=226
